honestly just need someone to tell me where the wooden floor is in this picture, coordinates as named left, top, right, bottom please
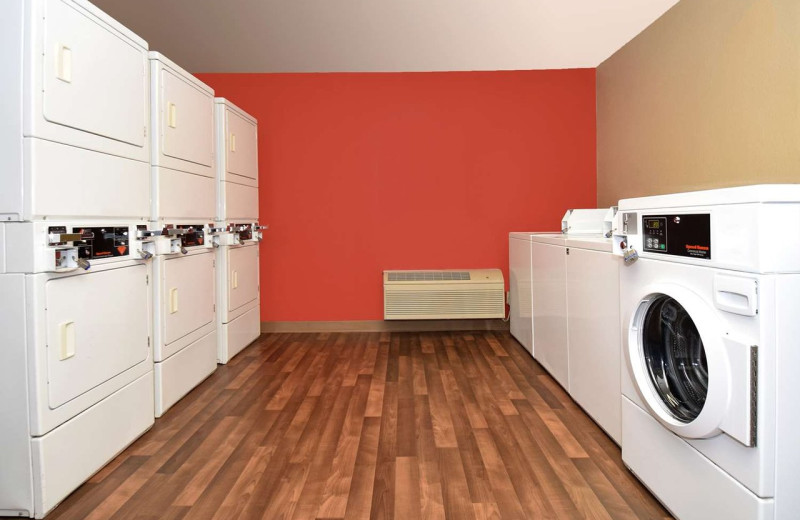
left=43, top=331, right=672, bottom=520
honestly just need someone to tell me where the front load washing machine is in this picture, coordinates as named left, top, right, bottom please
left=615, top=185, right=800, bottom=520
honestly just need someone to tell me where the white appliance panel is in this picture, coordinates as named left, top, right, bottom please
left=227, top=245, right=259, bottom=315
left=220, top=304, right=260, bottom=363
left=32, top=372, right=153, bottom=518
left=27, top=138, right=150, bottom=220
left=222, top=182, right=259, bottom=221
left=162, top=253, right=215, bottom=346
left=531, top=241, right=569, bottom=389
left=154, top=167, right=215, bottom=220
left=42, top=0, right=147, bottom=149
left=225, top=108, right=258, bottom=182
left=45, top=265, right=149, bottom=409
left=623, top=398, right=773, bottom=520
left=509, top=235, right=533, bottom=354
left=154, top=330, right=216, bottom=417
left=160, top=68, right=214, bottom=171
left=567, top=246, right=621, bottom=443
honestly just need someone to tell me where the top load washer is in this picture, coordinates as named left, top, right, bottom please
left=509, top=207, right=613, bottom=354
left=615, top=184, right=800, bottom=520
left=0, top=0, right=151, bottom=221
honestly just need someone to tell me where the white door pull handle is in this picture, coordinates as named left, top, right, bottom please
left=168, top=102, right=177, bottom=128
left=59, top=321, right=76, bottom=360
left=170, top=288, right=179, bottom=313
left=57, top=44, right=72, bottom=83
left=232, top=270, right=238, bottom=289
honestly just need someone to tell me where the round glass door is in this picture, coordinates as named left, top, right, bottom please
left=641, top=295, right=708, bottom=422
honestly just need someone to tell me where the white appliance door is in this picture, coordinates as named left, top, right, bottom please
left=225, top=109, right=258, bottom=182
left=42, top=0, right=147, bottom=148
left=627, top=284, right=752, bottom=443
left=45, top=265, right=149, bottom=409
left=161, top=69, right=214, bottom=171
left=163, top=253, right=215, bottom=345
left=531, top=242, right=569, bottom=389
left=227, top=245, right=259, bottom=314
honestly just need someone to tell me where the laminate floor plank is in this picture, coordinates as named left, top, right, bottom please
left=33, top=332, right=672, bottom=520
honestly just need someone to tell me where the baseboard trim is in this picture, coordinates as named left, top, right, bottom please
left=260, top=319, right=510, bottom=333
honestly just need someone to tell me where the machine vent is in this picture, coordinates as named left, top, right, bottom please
left=383, top=269, right=505, bottom=320
left=388, top=271, right=471, bottom=282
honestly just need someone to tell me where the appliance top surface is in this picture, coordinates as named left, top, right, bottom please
left=565, top=235, right=613, bottom=252
left=618, top=184, right=800, bottom=211
left=528, top=233, right=568, bottom=246
left=509, top=231, right=560, bottom=240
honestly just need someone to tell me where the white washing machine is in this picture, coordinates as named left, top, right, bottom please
left=149, top=53, right=218, bottom=416
left=214, top=98, right=263, bottom=363
left=615, top=185, right=800, bottom=520
left=511, top=208, right=621, bottom=442
left=0, top=0, right=151, bottom=221
left=510, top=208, right=609, bottom=356
left=0, top=221, right=155, bottom=518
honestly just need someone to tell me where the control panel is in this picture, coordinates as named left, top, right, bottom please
left=72, top=227, right=130, bottom=259
left=642, top=213, right=711, bottom=259
left=213, top=222, right=267, bottom=247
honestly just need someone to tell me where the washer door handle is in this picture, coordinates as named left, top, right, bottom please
left=714, top=274, right=758, bottom=316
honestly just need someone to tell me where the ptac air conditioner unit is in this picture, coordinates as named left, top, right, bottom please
left=383, top=269, right=505, bottom=320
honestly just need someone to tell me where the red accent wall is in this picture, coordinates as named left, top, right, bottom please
left=196, top=71, right=597, bottom=322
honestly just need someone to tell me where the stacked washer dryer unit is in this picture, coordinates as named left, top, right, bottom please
left=0, top=1, right=154, bottom=517
left=615, top=185, right=800, bottom=519
left=148, top=53, right=218, bottom=416
left=215, top=98, right=265, bottom=364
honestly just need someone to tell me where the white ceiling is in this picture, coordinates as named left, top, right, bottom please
left=92, top=0, right=679, bottom=73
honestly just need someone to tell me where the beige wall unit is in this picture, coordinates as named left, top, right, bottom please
left=597, top=0, right=800, bottom=207
left=383, top=269, right=505, bottom=320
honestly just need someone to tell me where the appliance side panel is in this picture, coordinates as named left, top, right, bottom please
left=567, top=248, right=621, bottom=443
left=775, top=275, right=800, bottom=519
left=0, top=0, right=24, bottom=220
left=509, top=237, right=533, bottom=354
left=531, top=241, right=570, bottom=389
left=0, top=274, right=34, bottom=516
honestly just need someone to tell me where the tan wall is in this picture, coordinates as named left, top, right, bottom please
left=597, top=0, right=800, bottom=207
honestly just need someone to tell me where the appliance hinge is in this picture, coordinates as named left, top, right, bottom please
left=146, top=274, right=149, bottom=285
left=566, top=247, right=570, bottom=255
left=147, top=337, right=151, bottom=348
left=750, top=345, right=758, bottom=446
left=213, top=304, right=216, bottom=313
left=144, top=126, right=147, bottom=137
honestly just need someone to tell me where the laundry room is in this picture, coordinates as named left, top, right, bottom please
left=1, top=0, right=798, bottom=519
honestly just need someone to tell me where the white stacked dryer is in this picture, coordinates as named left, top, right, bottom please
left=0, top=1, right=154, bottom=517
left=214, top=98, right=264, bottom=364
left=148, top=52, right=218, bottom=417
left=615, top=185, right=800, bottom=519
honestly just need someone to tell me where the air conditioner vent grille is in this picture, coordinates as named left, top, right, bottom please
left=388, top=271, right=471, bottom=282
left=383, top=269, right=504, bottom=320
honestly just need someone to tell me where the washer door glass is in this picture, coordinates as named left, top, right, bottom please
left=641, top=295, right=708, bottom=422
